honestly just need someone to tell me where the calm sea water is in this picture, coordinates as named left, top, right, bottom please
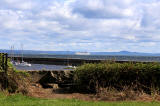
left=13, top=54, right=160, bottom=71
left=14, top=64, right=71, bottom=71
left=13, top=54, right=160, bottom=62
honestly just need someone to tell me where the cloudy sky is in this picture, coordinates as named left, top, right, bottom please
left=0, top=0, right=160, bottom=53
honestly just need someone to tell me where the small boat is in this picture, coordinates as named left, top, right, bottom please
left=18, top=44, right=32, bottom=67
left=65, top=65, right=76, bottom=69
left=16, top=61, right=31, bottom=67
left=10, top=44, right=32, bottom=67
left=11, top=59, right=31, bottom=67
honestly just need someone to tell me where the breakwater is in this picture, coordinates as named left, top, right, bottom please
left=9, top=56, right=156, bottom=66
left=10, top=56, right=102, bottom=66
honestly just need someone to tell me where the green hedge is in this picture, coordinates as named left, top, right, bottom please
left=74, top=62, right=160, bottom=93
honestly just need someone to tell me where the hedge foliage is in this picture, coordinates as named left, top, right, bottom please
left=74, top=62, right=160, bottom=93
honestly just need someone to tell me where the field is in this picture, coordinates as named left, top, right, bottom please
left=0, top=92, right=160, bottom=106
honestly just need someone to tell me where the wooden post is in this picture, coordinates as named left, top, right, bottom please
left=5, top=53, right=8, bottom=74
left=2, top=53, right=4, bottom=70
left=0, top=53, right=8, bottom=73
left=0, top=53, right=2, bottom=69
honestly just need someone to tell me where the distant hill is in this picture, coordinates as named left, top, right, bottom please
left=0, top=49, right=160, bottom=56
left=91, top=51, right=157, bottom=56
left=0, top=49, right=75, bottom=55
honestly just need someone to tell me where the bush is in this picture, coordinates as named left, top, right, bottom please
left=0, top=59, right=29, bottom=93
left=74, top=62, right=160, bottom=93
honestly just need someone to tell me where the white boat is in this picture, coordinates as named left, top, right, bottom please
left=16, top=61, right=31, bottom=67
left=67, top=65, right=76, bottom=68
left=65, top=65, right=76, bottom=69
left=11, top=58, right=32, bottom=67
left=19, top=44, right=32, bottom=67
left=75, top=52, right=90, bottom=55
left=10, top=44, right=32, bottom=67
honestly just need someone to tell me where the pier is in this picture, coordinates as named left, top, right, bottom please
left=9, top=56, right=156, bottom=67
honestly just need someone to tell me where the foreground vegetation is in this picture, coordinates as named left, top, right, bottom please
left=74, top=62, right=160, bottom=93
left=0, top=92, right=160, bottom=106
left=2, top=56, right=160, bottom=104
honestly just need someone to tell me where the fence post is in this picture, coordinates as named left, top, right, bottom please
left=0, top=53, right=1, bottom=68
left=5, top=53, right=8, bottom=74
left=2, top=53, right=4, bottom=70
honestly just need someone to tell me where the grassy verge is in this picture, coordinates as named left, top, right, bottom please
left=0, top=92, right=159, bottom=106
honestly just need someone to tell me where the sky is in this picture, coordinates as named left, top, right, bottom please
left=0, top=0, right=160, bottom=53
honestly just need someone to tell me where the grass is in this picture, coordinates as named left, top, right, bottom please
left=0, top=92, right=160, bottom=106
left=7, top=61, right=30, bottom=77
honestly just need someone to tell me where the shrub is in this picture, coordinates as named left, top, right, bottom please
left=74, top=62, right=160, bottom=93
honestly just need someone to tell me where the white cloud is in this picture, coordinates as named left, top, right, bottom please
left=72, top=0, right=136, bottom=19
left=0, top=0, right=160, bottom=53
left=0, top=0, right=34, bottom=10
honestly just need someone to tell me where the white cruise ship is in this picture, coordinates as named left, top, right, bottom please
left=75, top=52, right=90, bottom=55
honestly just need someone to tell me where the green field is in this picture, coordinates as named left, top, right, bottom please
left=0, top=92, right=160, bottom=106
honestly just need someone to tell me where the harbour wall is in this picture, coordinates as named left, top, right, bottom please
left=10, top=56, right=102, bottom=65
left=9, top=56, right=154, bottom=66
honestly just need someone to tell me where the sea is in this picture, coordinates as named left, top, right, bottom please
left=13, top=54, right=160, bottom=71
left=12, top=54, right=160, bottom=62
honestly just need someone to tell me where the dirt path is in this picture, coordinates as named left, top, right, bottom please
left=28, top=83, right=95, bottom=101
left=27, top=82, right=159, bottom=102
left=26, top=72, right=159, bottom=102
